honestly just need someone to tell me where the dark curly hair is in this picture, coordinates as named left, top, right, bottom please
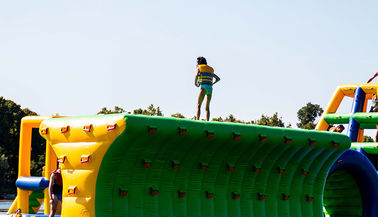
left=197, top=56, right=207, bottom=65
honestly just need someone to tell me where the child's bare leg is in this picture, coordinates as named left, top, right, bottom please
left=196, top=88, right=206, bottom=120
left=205, top=93, right=212, bottom=121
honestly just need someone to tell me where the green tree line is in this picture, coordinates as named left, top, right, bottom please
left=0, top=97, right=45, bottom=197
left=2, top=97, right=370, bottom=197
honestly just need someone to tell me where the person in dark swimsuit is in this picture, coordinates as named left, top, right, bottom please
left=49, top=166, right=62, bottom=217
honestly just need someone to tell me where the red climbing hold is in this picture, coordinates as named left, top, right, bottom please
left=284, top=136, right=292, bottom=144
left=308, top=138, right=316, bottom=146
left=227, top=163, right=235, bottom=171
left=178, top=127, right=187, bottom=135
left=148, top=126, right=157, bottom=134
left=278, top=167, right=286, bottom=174
left=331, top=140, right=340, bottom=147
left=258, top=193, right=266, bottom=200
left=233, top=132, right=241, bottom=140
left=178, top=191, right=186, bottom=198
left=306, top=195, right=314, bottom=202
left=206, top=130, right=215, bottom=138
left=143, top=160, right=152, bottom=168
left=172, top=160, right=181, bottom=169
left=206, top=191, right=214, bottom=198
left=119, top=188, right=128, bottom=196
left=200, top=162, right=208, bottom=170
left=150, top=187, right=159, bottom=195
left=258, top=134, right=267, bottom=142
left=232, top=192, right=240, bottom=199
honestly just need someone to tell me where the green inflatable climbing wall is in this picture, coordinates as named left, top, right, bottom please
left=95, top=115, right=350, bottom=217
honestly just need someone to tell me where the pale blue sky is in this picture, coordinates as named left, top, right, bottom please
left=1, top=1, right=378, bottom=127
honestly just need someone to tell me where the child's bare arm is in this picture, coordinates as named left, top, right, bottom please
left=194, top=74, right=199, bottom=87
left=367, top=72, right=378, bottom=83
left=49, top=173, right=54, bottom=200
left=213, top=74, right=221, bottom=85
left=194, top=68, right=200, bottom=87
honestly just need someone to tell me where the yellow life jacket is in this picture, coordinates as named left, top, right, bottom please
left=197, top=64, right=214, bottom=85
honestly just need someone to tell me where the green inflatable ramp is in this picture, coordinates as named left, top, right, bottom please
left=95, top=115, right=350, bottom=217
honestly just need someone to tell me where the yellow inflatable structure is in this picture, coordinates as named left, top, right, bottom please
left=8, top=116, right=57, bottom=215
left=8, top=115, right=125, bottom=216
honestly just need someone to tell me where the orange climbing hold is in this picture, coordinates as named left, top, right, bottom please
left=68, top=186, right=77, bottom=195
left=41, top=128, right=48, bottom=135
left=58, top=155, right=66, bottom=164
left=61, top=126, right=69, bottom=133
left=107, top=124, right=117, bottom=131
left=83, top=124, right=92, bottom=132
left=81, top=155, right=90, bottom=164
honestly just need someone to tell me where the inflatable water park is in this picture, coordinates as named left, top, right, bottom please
left=2, top=83, right=378, bottom=217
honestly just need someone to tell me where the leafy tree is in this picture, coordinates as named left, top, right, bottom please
left=97, top=106, right=125, bottom=114
left=297, top=103, right=324, bottom=129
left=251, top=112, right=289, bottom=127
left=224, top=114, right=245, bottom=123
left=0, top=97, right=44, bottom=195
left=363, top=136, right=374, bottom=142
left=171, top=113, right=185, bottom=118
left=225, top=114, right=237, bottom=122
left=0, top=151, right=10, bottom=192
left=212, top=116, right=224, bottom=122
left=212, top=114, right=246, bottom=123
left=133, top=104, right=163, bottom=116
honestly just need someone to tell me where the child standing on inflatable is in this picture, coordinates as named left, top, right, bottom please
left=195, top=56, right=220, bottom=121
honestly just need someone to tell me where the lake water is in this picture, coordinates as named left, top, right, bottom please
left=0, top=201, right=12, bottom=214
left=0, top=201, right=44, bottom=214
left=0, top=201, right=12, bottom=210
